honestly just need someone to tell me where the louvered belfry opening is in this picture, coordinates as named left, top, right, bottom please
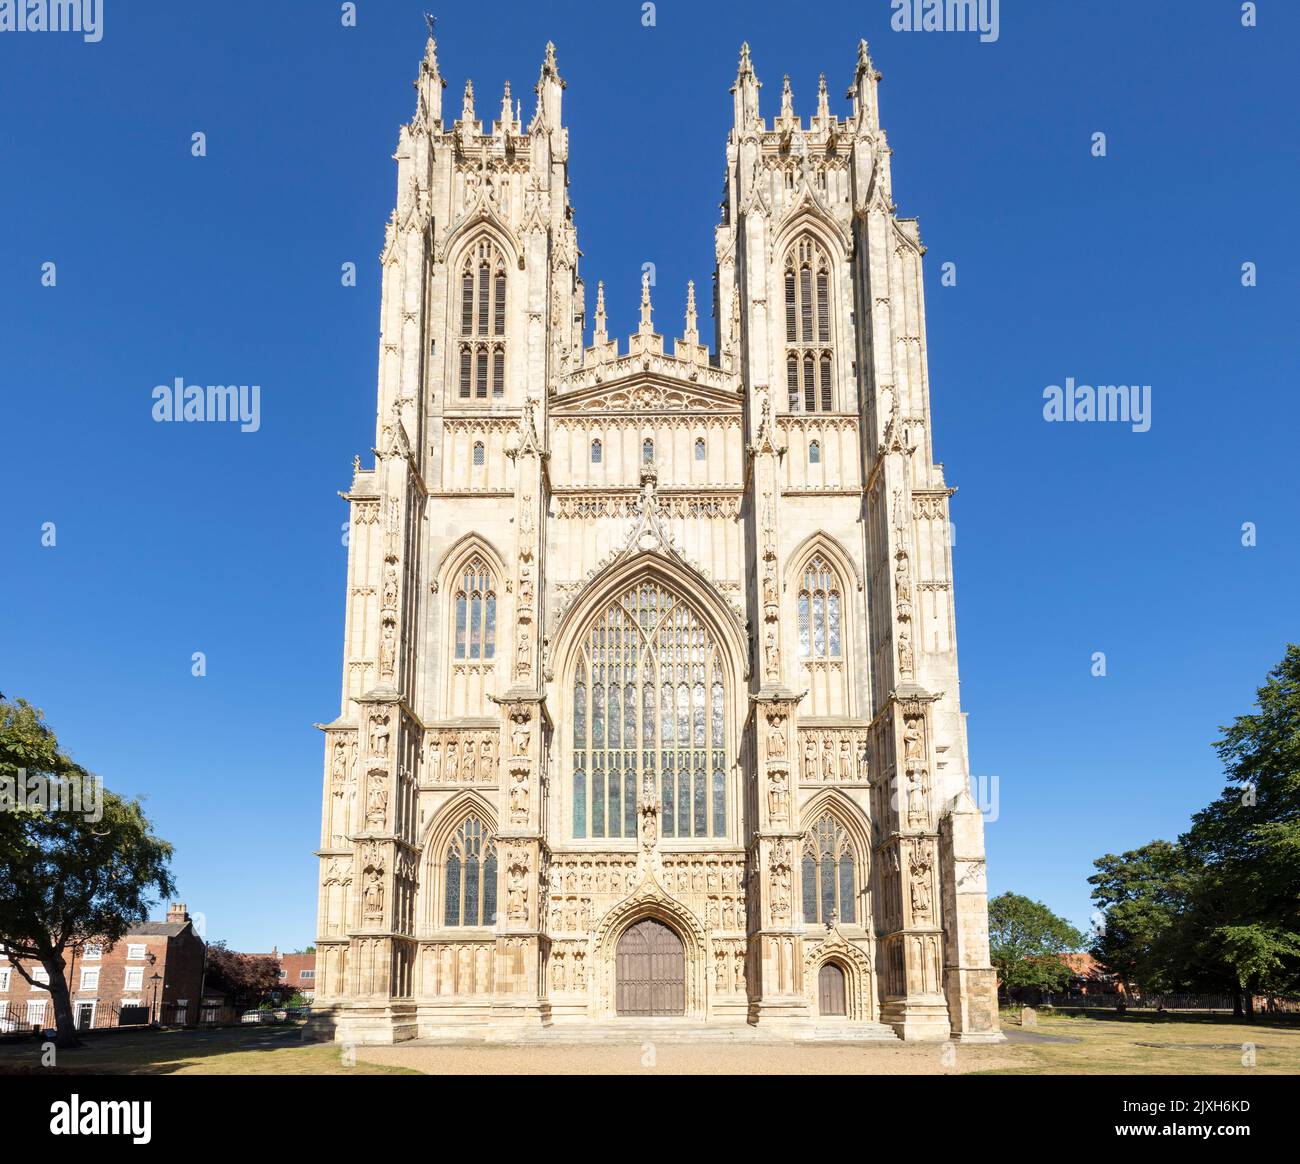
left=615, top=918, right=685, bottom=1016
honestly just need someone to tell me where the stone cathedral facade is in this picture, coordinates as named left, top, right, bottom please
left=311, top=34, right=1002, bottom=1044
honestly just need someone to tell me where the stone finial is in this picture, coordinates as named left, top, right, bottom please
left=780, top=75, right=794, bottom=123
left=461, top=78, right=475, bottom=123
left=638, top=269, right=654, bottom=335
left=732, top=42, right=761, bottom=129
left=736, top=41, right=754, bottom=80
left=684, top=280, right=699, bottom=344
left=500, top=79, right=514, bottom=127
left=415, top=30, right=445, bottom=124
left=542, top=40, right=562, bottom=82
left=816, top=73, right=830, bottom=122
left=593, top=280, right=608, bottom=344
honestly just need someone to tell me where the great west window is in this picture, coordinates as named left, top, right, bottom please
left=572, top=581, right=727, bottom=841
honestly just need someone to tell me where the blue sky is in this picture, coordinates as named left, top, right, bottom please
left=1, top=1, right=1296, bottom=952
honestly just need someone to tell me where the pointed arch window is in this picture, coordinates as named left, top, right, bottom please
left=694, top=437, right=706, bottom=461
left=591, top=438, right=603, bottom=464
left=809, top=440, right=821, bottom=465
left=797, top=553, right=842, bottom=660
left=457, top=238, right=507, bottom=401
left=453, top=556, right=496, bottom=660
left=801, top=812, right=856, bottom=925
left=444, top=815, right=497, bottom=927
left=572, top=581, right=727, bottom=841
left=784, top=237, right=835, bottom=412
left=472, top=441, right=485, bottom=467
left=642, top=438, right=655, bottom=465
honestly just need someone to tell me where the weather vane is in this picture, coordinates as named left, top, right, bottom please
left=424, top=13, right=436, bottom=36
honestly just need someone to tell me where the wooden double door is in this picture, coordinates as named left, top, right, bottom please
left=615, top=919, right=685, bottom=1016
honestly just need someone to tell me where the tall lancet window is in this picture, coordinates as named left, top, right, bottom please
left=454, top=557, right=496, bottom=660
left=797, top=554, right=842, bottom=660
left=572, top=581, right=727, bottom=841
left=457, top=238, right=507, bottom=401
left=444, top=816, right=497, bottom=927
left=784, top=237, right=835, bottom=412
left=801, top=813, right=856, bottom=925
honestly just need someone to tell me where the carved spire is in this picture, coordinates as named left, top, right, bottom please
left=731, top=42, right=761, bottom=131
left=683, top=280, right=699, bottom=345
left=779, top=74, right=795, bottom=124
left=816, top=72, right=830, bottom=123
left=461, top=78, right=475, bottom=124
left=416, top=32, right=445, bottom=125
left=500, top=79, right=514, bottom=129
left=593, top=280, right=608, bottom=344
left=638, top=269, right=654, bottom=335
left=850, top=37, right=879, bottom=134
left=533, top=40, right=566, bottom=131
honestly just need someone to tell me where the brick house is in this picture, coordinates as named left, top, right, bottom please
left=0, top=903, right=206, bottom=1032
left=239, top=947, right=316, bottom=1000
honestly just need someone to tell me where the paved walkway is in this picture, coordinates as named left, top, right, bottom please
left=357, top=1038, right=1029, bottom=1075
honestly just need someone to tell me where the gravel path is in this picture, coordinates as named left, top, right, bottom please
left=357, top=1039, right=1029, bottom=1075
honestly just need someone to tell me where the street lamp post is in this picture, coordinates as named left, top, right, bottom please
left=149, top=973, right=162, bottom=1025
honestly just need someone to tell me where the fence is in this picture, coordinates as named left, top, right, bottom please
left=0, top=998, right=309, bottom=1038
left=1037, top=993, right=1300, bottom=1014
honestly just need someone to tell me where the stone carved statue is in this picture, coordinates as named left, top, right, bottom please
left=382, top=557, right=399, bottom=611
left=767, top=767, right=789, bottom=822
left=766, top=712, right=786, bottom=758
left=903, top=716, right=924, bottom=762
left=506, top=850, right=530, bottom=922
left=769, top=840, right=792, bottom=924
left=510, top=766, right=529, bottom=823
left=764, top=628, right=780, bottom=679
left=365, top=778, right=388, bottom=829
left=364, top=868, right=384, bottom=917
left=897, top=628, right=913, bottom=676
left=369, top=712, right=390, bottom=756
left=803, top=737, right=818, bottom=783
left=511, top=713, right=531, bottom=758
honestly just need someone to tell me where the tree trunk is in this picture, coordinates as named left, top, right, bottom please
left=1232, top=985, right=1243, bottom=1017
left=1245, top=980, right=1256, bottom=1020
left=42, top=952, right=81, bottom=1048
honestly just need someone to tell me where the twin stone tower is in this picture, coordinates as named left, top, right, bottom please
left=310, top=34, right=1002, bottom=1045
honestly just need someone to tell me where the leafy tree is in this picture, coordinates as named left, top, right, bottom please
left=0, top=698, right=175, bottom=1047
left=1088, top=841, right=1198, bottom=991
left=205, top=941, right=283, bottom=1007
left=988, top=892, right=1087, bottom=995
left=1185, top=644, right=1300, bottom=1009
left=1088, top=646, right=1300, bottom=1013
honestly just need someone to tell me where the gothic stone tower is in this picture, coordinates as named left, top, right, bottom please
left=311, top=34, right=1002, bottom=1045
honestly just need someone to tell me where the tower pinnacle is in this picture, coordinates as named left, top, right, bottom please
left=593, top=280, right=608, bottom=344
left=461, top=78, right=476, bottom=124
left=684, top=280, right=699, bottom=345
left=638, top=270, right=654, bottom=335
left=731, top=42, right=761, bottom=131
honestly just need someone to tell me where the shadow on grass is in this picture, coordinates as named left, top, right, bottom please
left=0, top=1022, right=323, bottom=1076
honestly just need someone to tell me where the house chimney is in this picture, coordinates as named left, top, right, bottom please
left=166, top=902, right=189, bottom=924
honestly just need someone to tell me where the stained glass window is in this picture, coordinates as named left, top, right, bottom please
left=453, top=557, right=496, bottom=660
left=798, top=554, right=842, bottom=661
left=784, top=237, right=835, bottom=412
left=444, top=816, right=497, bottom=926
left=801, top=813, right=856, bottom=925
left=458, top=239, right=506, bottom=399
left=572, top=581, right=727, bottom=839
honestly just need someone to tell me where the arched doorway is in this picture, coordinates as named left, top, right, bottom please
left=616, top=919, right=684, bottom=1016
left=818, top=961, right=847, bottom=1017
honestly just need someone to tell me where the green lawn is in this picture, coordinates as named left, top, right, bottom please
left=0, top=1023, right=417, bottom=1075
left=2, top=1012, right=1296, bottom=1075
left=986, top=1009, right=1300, bottom=1075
